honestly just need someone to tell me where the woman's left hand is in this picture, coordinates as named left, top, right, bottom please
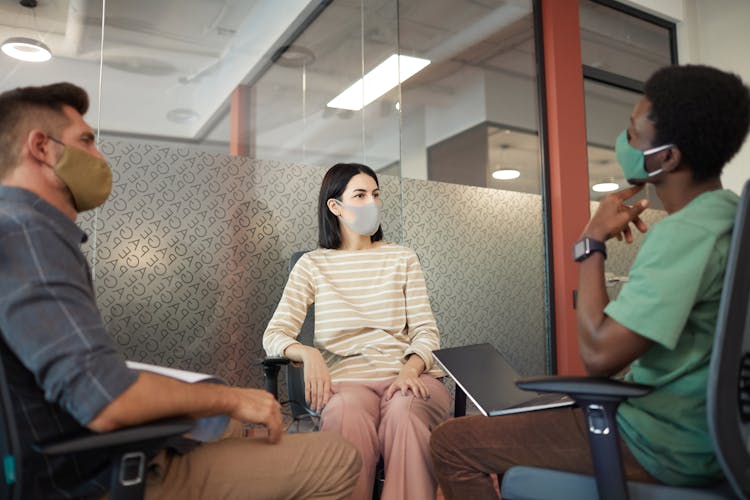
left=386, top=363, right=430, bottom=400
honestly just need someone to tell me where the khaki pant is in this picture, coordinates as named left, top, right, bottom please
left=143, top=420, right=361, bottom=499
left=430, top=407, right=658, bottom=500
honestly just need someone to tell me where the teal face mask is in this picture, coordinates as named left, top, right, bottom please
left=615, top=130, right=673, bottom=184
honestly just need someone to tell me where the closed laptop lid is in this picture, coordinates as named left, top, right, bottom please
left=433, top=343, right=572, bottom=416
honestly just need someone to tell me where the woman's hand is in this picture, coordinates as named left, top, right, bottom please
left=300, top=346, right=333, bottom=412
left=386, top=355, right=429, bottom=400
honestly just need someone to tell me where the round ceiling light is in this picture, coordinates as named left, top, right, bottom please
left=166, top=108, right=200, bottom=124
left=275, top=45, right=315, bottom=68
left=592, top=181, right=620, bottom=193
left=1, top=37, right=52, bottom=62
left=492, top=169, right=521, bottom=180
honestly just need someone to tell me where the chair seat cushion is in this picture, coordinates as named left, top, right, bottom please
left=500, top=466, right=735, bottom=500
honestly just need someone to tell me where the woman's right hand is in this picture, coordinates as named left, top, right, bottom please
left=300, top=346, right=333, bottom=412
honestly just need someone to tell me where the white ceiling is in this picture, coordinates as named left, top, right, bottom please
left=0, top=0, right=318, bottom=139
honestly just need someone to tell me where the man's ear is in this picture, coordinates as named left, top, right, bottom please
left=26, top=129, right=52, bottom=165
left=661, top=146, right=682, bottom=173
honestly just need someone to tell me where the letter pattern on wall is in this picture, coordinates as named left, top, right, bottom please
left=77, top=141, right=403, bottom=387
left=402, top=179, right=547, bottom=375
left=77, top=140, right=661, bottom=389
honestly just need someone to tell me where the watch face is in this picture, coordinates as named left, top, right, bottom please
left=574, top=239, right=586, bottom=259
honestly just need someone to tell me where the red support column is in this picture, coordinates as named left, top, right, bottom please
left=230, top=85, right=255, bottom=157
left=541, top=0, right=590, bottom=375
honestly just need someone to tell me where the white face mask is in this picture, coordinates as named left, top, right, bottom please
left=333, top=199, right=382, bottom=236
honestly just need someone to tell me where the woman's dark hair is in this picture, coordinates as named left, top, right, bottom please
left=318, top=162, right=383, bottom=249
left=644, top=64, right=750, bottom=182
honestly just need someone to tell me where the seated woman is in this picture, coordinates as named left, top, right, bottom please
left=263, top=163, right=450, bottom=500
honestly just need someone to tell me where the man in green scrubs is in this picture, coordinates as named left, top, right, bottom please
left=430, top=65, right=750, bottom=497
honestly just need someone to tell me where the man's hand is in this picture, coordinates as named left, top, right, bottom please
left=583, top=185, right=649, bottom=243
left=300, top=346, right=333, bottom=413
left=228, top=387, right=283, bottom=444
left=87, top=372, right=285, bottom=444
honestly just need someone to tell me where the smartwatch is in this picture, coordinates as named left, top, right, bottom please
left=573, top=237, right=607, bottom=262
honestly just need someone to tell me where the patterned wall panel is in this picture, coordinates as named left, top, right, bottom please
left=78, top=140, right=664, bottom=391
left=78, top=141, right=404, bottom=387
left=402, top=180, right=548, bottom=376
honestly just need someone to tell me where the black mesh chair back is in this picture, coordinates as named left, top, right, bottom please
left=708, top=179, right=750, bottom=498
left=285, top=250, right=317, bottom=421
left=0, top=339, right=193, bottom=500
left=0, top=350, right=22, bottom=500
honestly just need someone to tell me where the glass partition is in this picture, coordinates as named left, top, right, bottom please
left=583, top=81, right=639, bottom=199
left=252, top=0, right=401, bottom=170
left=579, top=0, right=673, bottom=83
left=0, top=0, right=677, bottom=382
left=400, top=1, right=540, bottom=193
left=579, top=0, right=675, bottom=208
left=0, top=0, right=104, bottom=129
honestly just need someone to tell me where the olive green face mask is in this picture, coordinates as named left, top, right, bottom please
left=49, top=138, right=112, bottom=212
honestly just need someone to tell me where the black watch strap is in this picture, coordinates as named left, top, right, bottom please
left=573, top=237, right=607, bottom=262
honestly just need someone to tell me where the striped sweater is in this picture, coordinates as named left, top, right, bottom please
left=263, top=243, right=443, bottom=382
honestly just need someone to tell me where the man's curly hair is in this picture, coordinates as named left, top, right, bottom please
left=644, top=65, right=750, bottom=182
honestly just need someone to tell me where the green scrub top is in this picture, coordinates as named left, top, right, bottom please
left=604, top=188, right=739, bottom=486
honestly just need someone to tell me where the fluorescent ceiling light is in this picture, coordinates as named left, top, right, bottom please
left=327, top=54, right=430, bottom=111
left=492, top=169, right=521, bottom=180
left=592, top=181, right=620, bottom=192
left=1, top=37, right=52, bottom=62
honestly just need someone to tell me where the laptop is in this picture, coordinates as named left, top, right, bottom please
left=433, top=343, right=573, bottom=416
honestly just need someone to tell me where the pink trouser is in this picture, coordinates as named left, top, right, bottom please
left=321, top=375, right=451, bottom=500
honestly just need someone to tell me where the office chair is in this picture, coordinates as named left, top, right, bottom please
left=501, top=179, right=750, bottom=500
left=262, top=250, right=467, bottom=499
left=0, top=347, right=193, bottom=500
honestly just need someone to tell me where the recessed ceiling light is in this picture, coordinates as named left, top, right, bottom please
left=592, top=181, right=619, bottom=192
left=492, top=169, right=521, bottom=180
left=275, top=45, right=315, bottom=67
left=1, top=37, right=51, bottom=62
left=166, top=108, right=200, bottom=124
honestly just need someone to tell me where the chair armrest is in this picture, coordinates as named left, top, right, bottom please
left=259, top=357, right=291, bottom=398
left=260, top=356, right=291, bottom=367
left=516, top=376, right=652, bottom=401
left=516, top=376, right=652, bottom=500
left=34, top=417, right=194, bottom=455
